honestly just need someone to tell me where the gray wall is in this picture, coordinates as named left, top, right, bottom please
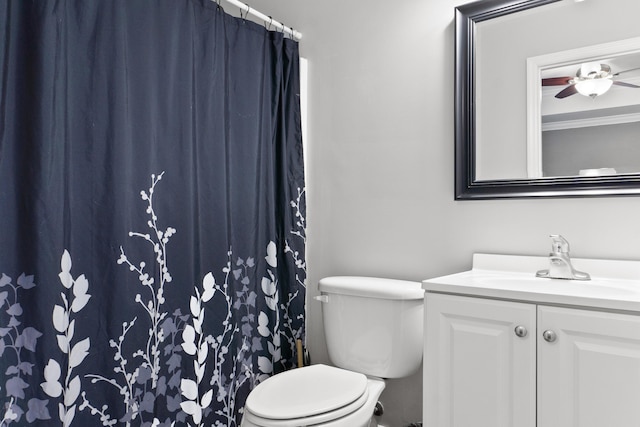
left=238, top=0, right=640, bottom=425
left=543, top=122, right=640, bottom=176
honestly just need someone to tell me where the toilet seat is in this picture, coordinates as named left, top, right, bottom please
left=243, top=364, right=369, bottom=427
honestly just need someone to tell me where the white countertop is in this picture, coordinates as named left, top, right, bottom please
left=422, top=254, right=640, bottom=312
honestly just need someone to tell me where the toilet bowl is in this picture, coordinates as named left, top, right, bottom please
left=241, top=364, right=385, bottom=427
left=241, top=277, right=424, bottom=427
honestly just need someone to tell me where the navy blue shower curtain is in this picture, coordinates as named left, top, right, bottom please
left=0, top=1, right=306, bottom=426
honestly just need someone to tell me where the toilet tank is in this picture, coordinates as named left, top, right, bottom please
left=317, top=276, right=424, bottom=379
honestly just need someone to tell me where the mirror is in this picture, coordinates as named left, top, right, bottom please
left=455, top=0, right=640, bottom=199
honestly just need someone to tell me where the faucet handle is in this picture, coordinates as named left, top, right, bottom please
left=537, top=235, right=590, bottom=281
left=549, top=234, right=570, bottom=254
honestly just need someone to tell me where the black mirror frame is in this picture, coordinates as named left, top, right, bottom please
left=455, top=0, right=640, bottom=200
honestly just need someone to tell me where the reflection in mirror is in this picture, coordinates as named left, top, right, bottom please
left=473, top=0, right=565, bottom=182
left=528, top=40, right=640, bottom=179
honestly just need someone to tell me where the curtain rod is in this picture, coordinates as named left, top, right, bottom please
left=219, top=0, right=302, bottom=40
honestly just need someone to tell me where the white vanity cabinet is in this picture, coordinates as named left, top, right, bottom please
left=425, top=293, right=536, bottom=427
left=423, top=254, right=640, bottom=427
left=537, top=305, right=640, bottom=427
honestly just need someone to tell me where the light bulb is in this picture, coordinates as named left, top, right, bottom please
left=575, top=78, right=613, bottom=98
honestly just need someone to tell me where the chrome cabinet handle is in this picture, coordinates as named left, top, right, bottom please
left=514, top=325, right=528, bottom=338
left=543, top=330, right=557, bottom=343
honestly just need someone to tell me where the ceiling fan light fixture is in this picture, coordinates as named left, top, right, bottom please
left=575, top=78, right=613, bottom=98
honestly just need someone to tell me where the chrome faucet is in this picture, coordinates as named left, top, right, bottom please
left=536, top=235, right=591, bottom=281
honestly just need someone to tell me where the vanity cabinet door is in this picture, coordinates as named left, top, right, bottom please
left=538, top=306, right=640, bottom=427
left=424, top=293, right=536, bottom=427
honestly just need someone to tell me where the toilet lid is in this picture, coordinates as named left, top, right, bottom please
left=245, top=364, right=368, bottom=420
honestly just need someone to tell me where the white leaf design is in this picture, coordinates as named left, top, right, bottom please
left=64, top=404, right=76, bottom=426
left=71, top=293, right=91, bottom=313
left=180, top=401, right=202, bottom=424
left=52, top=305, right=68, bottom=333
left=182, top=341, right=197, bottom=356
left=58, top=272, right=73, bottom=289
left=57, top=334, right=68, bottom=354
left=58, top=403, right=65, bottom=423
left=265, top=296, right=277, bottom=311
left=202, top=273, right=215, bottom=302
left=201, top=389, right=213, bottom=408
left=193, top=316, right=202, bottom=335
left=192, top=405, right=203, bottom=425
left=44, top=359, right=61, bottom=382
left=60, top=250, right=72, bottom=273
left=257, top=312, right=270, bottom=337
left=195, top=360, right=205, bottom=382
left=59, top=251, right=73, bottom=289
left=73, top=274, right=88, bottom=296
left=261, top=277, right=276, bottom=296
left=258, top=356, right=273, bottom=374
left=180, top=379, right=198, bottom=400
left=68, top=319, right=75, bottom=342
left=190, top=296, right=200, bottom=318
left=41, top=360, right=63, bottom=398
left=65, top=375, right=81, bottom=406
left=181, top=325, right=197, bottom=355
left=69, top=337, right=90, bottom=368
left=265, top=241, right=277, bottom=268
left=198, top=342, right=208, bottom=365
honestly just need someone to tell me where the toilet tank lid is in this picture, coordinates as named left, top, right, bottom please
left=318, top=276, right=424, bottom=300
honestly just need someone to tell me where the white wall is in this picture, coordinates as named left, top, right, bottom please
left=239, top=0, right=640, bottom=425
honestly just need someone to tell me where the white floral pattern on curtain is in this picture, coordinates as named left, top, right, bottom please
left=0, top=1, right=305, bottom=426
left=2, top=172, right=306, bottom=426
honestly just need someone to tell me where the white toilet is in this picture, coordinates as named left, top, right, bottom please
left=241, top=276, right=424, bottom=427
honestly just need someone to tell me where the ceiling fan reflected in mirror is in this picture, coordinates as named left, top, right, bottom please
left=542, top=62, right=640, bottom=99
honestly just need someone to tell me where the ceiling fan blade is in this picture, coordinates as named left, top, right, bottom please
left=613, top=67, right=640, bottom=77
left=613, top=80, right=640, bottom=89
left=555, top=84, right=578, bottom=99
left=542, top=77, right=573, bottom=86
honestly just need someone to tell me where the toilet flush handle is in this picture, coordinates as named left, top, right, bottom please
left=314, top=295, right=329, bottom=303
